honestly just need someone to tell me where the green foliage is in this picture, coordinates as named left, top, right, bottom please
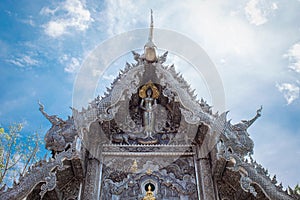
left=0, top=123, right=42, bottom=188
left=295, top=184, right=300, bottom=195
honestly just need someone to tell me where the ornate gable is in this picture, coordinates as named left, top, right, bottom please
left=1, top=12, right=299, bottom=200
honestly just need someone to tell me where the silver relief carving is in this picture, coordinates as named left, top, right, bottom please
left=155, top=62, right=212, bottom=125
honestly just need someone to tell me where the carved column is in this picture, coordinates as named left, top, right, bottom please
left=194, top=144, right=217, bottom=200
left=82, top=157, right=103, bottom=200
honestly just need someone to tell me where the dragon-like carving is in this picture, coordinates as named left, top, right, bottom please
left=233, top=106, right=262, bottom=131
left=39, top=102, right=77, bottom=152
left=220, top=107, right=262, bottom=157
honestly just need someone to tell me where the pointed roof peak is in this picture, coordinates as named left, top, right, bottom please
left=145, top=9, right=156, bottom=48
left=144, top=9, right=157, bottom=62
left=148, top=9, right=154, bottom=42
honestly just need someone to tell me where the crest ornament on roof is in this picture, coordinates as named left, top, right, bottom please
left=144, top=9, right=157, bottom=62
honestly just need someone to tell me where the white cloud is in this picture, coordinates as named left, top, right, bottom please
left=65, top=57, right=80, bottom=73
left=278, top=43, right=300, bottom=104
left=276, top=83, right=300, bottom=104
left=7, top=55, right=39, bottom=67
left=104, top=0, right=139, bottom=36
left=284, top=42, right=300, bottom=73
left=41, top=0, right=93, bottom=38
left=60, top=54, right=81, bottom=73
left=44, top=21, right=66, bottom=38
left=20, top=17, right=35, bottom=27
left=102, top=74, right=115, bottom=81
left=40, top=7, right=58, bottom=15
left=92, top=69, right=102, bottom=77
left=245, top=0, right=278, bottom=26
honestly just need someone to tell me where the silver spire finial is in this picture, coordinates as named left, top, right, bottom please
left=148, top=9, right=153, bottom=42
left=144, top=9, right=157, bottom=62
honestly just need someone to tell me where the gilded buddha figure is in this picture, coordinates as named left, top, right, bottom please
left=139, top=81, right=159, bottom=139
left=142, top=185, right=156, bottom=200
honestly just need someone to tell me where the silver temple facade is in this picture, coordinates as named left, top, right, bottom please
left=1, top=13, right=299, bottom=200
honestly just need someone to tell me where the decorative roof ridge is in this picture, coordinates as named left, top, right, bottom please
left=244, top=157, right=299, bottom=199
left=159, top=62, right=215, bottom=116
left=76, top=50, right=215, bottom=117
left=0, top=143, right=79, bottom=200
left=74, top=59, right=139, bottom=114
left=246, top=156, right=300, bottom=198
left=217, top=141, right=299, bottom=200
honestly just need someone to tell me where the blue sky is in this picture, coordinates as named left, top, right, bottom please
left=0, top=0, right=300, bottom=187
